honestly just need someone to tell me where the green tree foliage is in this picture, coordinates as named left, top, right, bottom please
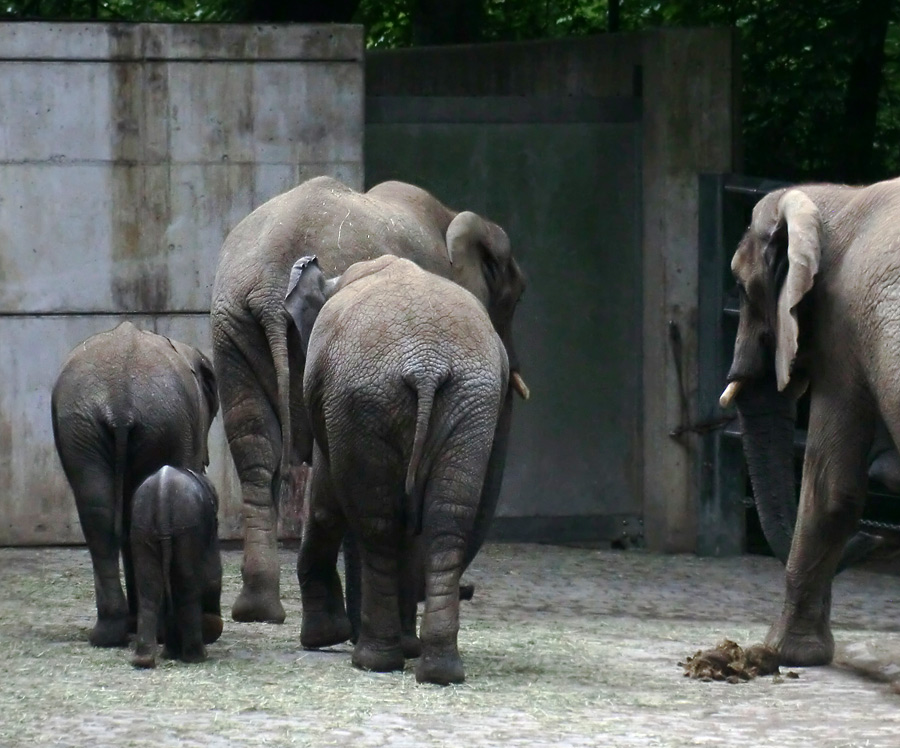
left=2, top=0, right=897, bottom=182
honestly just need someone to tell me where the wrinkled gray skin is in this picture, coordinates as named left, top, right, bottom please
left=286, top=255, right=516, bottom=685
left=211, top=176, right=526, bottom=624
left=723, top=178, right=900, bottom=667
left=131, top=466, right=223, bottom=668
left=51, top=322, right=219, bottom=647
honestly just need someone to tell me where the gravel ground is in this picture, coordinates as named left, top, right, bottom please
left=2, top=543, right=900, bottom=747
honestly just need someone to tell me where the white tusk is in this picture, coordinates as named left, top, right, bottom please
left=511, top=372, right=530, bottom=401
left=719, top=380, right=742, bottom=408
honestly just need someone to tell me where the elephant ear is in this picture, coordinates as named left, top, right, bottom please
left=284, top=255, right=339, bottom=356
left=774, top=189, right=823, bottom=392
left=446, top=211, right=512, bottom=304
left=193, top=349, right=219, bottom=424
left=168, top=340, right=219, bottom=423
left=186, top=468, right=220, bottom=512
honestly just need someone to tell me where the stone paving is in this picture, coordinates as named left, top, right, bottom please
left=1, top=543, right=900, bottom=747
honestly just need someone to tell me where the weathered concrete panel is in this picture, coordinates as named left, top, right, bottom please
left=0, top=164, right=116, bottom=312
left=0, top=23, right=364, bottom=61
left=167, top=61, right=363, bottom=165
left=143, top=23, right=364, bottom=61
left=0, top=23, right=364, bottom=544
left=0, top=63, right=113, bottom=162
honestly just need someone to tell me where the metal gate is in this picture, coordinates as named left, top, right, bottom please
left=366, top=95, right=644, bottom=545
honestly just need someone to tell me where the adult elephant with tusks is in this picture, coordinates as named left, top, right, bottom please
left=211, top=176, right=529, bottom=624
left=719, top=177, right=900, bottom=667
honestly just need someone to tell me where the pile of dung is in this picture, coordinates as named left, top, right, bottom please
left=680, top=639, right=798, bottom=684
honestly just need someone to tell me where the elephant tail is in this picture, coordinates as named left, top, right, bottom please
left=264, top=310, right=292, bottom=513
left=404, top=371, right=448, bottom=535
left=112, top=423, right=130, bottom=552
left=155, top=477, right=175, bottom=629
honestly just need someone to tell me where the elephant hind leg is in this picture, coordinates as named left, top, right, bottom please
left=215, top=334, right=286, bottom=625
left=416, top=485, right=483, bottom=685
left=68, top=464, right=130, bottom=647
left=131, top=539, right=162, bottom=668
left=398, top=534, right=422, bottom=659
left=351, top=536, right=405, bottom=673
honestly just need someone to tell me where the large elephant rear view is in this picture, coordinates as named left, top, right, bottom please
left=211, top=176, right=528, bottom=623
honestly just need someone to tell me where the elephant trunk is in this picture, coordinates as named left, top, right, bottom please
left=734, top=374, right=883, bottom=572
left=735, top=374, right=798, bottom=566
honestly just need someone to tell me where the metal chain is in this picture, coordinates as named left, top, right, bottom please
left=859, top=517, right=900, bottom=533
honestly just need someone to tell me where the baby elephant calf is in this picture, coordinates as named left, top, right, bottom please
left=130, top=466, right=223, bottom=668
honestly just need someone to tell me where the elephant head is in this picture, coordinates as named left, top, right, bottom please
left=283, top=255, right=342, bottom=356
left=721, top=189, right=878, bottom=570
left=445, top=211, right=529, bottom=400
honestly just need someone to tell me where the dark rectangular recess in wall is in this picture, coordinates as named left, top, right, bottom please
left=366, top=96, right=641, bottom=125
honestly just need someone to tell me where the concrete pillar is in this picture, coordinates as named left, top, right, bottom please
left=640, top=28, right=738, bottom=552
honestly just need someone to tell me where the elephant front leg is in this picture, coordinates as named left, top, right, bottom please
left=298, top=449, right=352, bottom=649
left=765, top=392, right=873, bottom=666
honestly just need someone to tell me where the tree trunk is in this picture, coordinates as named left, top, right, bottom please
left=608, top=0, right=620, bottom=32
left=836, top=0, right=893, bottom=183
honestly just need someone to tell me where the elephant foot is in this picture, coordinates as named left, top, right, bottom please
left=459, top=583, right=475, bottom=602
left=401, top=633, right=422, bottom=659
left=231, top=585, right=286, bottom=624
left=765, top=617, right=835, bottom=667
left=352, top=640, right=405, bottom=673
left=132, top=652, right=157, bottom=669
left=416, top=646, right=465, bottom=685
left=202, top=614, right=224, bottom=644
left=179, top=646, right=207, bottom=664
left=89, top=615, right=130, bottom=647
left=301, top=610, right=353, bottom=649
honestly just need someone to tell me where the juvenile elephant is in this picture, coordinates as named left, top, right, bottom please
left=211, top=176, right=528, bottom=624
left=719, top=177, right=900, bottom=666
left=285, top=254, right=517, bottom=685
left=131, top=466, right=223, bottom=668
left=51, top=322, right=219, bottom=647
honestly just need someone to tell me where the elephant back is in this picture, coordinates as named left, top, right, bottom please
left=211, top=176, right=456, bottom=316
left=306, top=258, right=506, bottom=395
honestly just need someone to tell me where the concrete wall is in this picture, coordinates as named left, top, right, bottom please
left=367, top=28, right=737, bottom=551
left=0, top=23, right=364, bottom=545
